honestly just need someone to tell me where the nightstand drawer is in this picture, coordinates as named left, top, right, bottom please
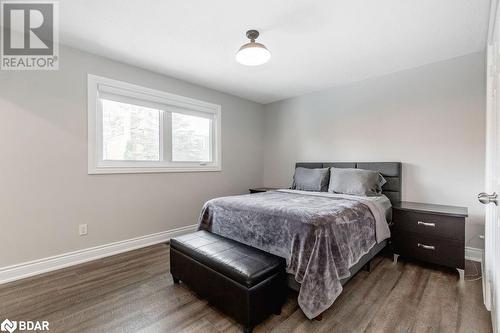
left=392, top=232, right=464, bottom=269
left=393, top=210, right=465, bottom=241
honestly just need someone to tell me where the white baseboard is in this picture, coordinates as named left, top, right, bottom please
left=0, top=224, right=197, bottom=285
left=466, top=246, right=483, bottom=263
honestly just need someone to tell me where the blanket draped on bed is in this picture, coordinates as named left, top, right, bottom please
left=197, top=190, right=389, bottom=319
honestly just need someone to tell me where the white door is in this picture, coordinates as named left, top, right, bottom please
left=483, top=1, right=500, bottom=331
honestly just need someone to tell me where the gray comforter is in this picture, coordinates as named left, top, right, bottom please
left=197, top=189, right=391, bottom=319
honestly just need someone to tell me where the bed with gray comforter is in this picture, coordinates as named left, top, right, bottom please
left=197, top=189, right=391, bottom=319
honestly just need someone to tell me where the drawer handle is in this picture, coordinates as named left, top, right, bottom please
left=417, top=243, right=435, bottom=250
left=417, top=221, right=436, bottom=227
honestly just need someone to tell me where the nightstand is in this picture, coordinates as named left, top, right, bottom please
left=249, top=187, right=280, bottom=194
left=391, top=201, right=468, bottom=279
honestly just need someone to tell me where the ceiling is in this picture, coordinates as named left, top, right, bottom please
left=60, top=0, right=491, bottom=104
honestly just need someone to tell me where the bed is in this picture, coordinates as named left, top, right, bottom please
left=197, top=162, right=402, bottom=319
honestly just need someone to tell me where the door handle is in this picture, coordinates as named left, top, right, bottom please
left=478, top=192, right=498, bottom=206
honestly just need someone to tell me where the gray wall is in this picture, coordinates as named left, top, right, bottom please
left=263, top=52, right=486, bottom=248
left=0, top=46, right=264, bottom=267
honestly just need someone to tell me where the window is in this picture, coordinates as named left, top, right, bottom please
left=88, top=75, right=221, bottom=174
left=171, top=112, right=211, bottom=162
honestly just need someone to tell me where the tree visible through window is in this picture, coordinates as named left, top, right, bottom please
left=172, top=112, right=211, bottom=162
left=102, top=99, right=160, bottom=161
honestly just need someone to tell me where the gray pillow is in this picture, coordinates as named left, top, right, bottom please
left=328, top=167, right=386, bottom=196
left=292, top=167, right=330, bottom=192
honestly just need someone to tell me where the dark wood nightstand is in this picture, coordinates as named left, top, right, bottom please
left=391, top=201, right=468, bottom=279
left=249, top=187, right=280, bottom=194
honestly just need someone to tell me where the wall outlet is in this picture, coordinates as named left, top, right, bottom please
left=79, top=224, right=88, bottom=236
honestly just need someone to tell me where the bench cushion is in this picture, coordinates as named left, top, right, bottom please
left=170, top=231, right=284, bottom=288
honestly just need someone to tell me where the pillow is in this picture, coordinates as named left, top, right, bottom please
left=292, top=167, right=330, bottom=192
left=328, top=167, right=386, bottom=196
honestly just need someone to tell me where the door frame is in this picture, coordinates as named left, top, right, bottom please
left=486, top=1, right=499, bottom=331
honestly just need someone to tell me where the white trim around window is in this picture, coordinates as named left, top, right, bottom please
left=87, top=74, right=222, bottom=174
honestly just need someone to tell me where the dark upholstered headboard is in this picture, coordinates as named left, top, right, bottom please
left=295, top=162, right=402, bottom=204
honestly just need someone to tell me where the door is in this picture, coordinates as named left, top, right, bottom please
left=483, top=1, right=500, bottom=331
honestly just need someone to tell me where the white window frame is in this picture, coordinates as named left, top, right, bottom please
left=88, top=74, right=222, bottom=174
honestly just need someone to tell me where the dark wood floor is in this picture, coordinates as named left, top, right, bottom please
left=0, top=244, right=491, bottom=333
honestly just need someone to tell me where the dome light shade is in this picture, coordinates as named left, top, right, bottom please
left=236, top=30, right=271, bottom=66
left=236, top=42, right=271, bottom=66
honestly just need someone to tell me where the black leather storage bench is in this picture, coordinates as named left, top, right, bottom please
left=170, top=231, right=286, bottom=333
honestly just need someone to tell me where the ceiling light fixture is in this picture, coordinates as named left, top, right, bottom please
left=236, top=30, right=271, bottom=66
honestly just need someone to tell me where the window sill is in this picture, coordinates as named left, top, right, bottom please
left=88, top=165, right=222, bottom=175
